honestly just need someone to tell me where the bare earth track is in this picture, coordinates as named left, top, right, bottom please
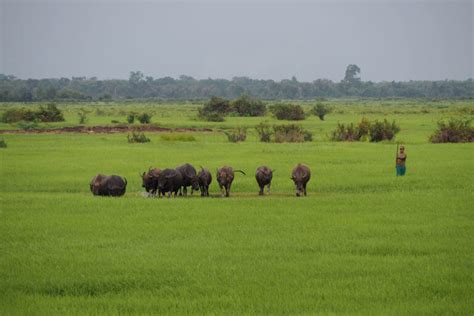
left=0, top=125, right=213, bottom=134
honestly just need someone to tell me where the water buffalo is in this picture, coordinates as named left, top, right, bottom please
left=291, top=164, right=311, bottom=197
left=255, top=166, right=274, bottom=196
left=198, top=167, right=212, bottom=197
left=176, top=163, right=199, bottom=196
left=90, top=174, right=127, bottom=197
left=157, top=168, right=183, bottom=198
left=216, top=166, right=246, bottom=197
left=141, top=168, right=161, bottom=196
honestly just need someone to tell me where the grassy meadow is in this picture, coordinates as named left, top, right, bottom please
left=0, top=99, right=473, bottom=314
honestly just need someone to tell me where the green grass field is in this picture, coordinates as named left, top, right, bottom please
left=0, top=100, right=473, bottom=314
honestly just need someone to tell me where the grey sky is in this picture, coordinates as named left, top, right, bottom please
left=1, top=0, right=472, bottom=81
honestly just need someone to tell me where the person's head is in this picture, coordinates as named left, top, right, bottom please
left=400, top=145, right=405, bottom=153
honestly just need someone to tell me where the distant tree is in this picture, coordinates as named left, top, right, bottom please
left=344, top=64, right=361, bottom=84
left=311, top=103, right=332, bottom=121
left=129, top=71, right=144, bottom=84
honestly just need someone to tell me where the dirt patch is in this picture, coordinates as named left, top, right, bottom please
left=0, top=125, right=213, bottom=134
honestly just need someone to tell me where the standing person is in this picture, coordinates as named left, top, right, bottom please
left=396, top=145, right=407, bottom=176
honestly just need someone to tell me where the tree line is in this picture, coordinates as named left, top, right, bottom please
left=0, top=65, right=472, bottom=102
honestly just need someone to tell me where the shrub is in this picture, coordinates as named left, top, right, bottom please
left=197, top=110, right=225, bottom=122
left=160, top=133, right=196, bottom=142
left=273, top=124, right=312, bottom=143
left=230, top=95, right=266, bottom=117
left=16, top=121, right=39, bottom=130
left=255, top=122, right=272, bottom=142
left=429, top=118, right=474, bottom=143
left=330, top=123, right=361, bottom=141
left=127, top=131, right=150, bottom=143
left=137, top=112, right=152, bottom=124
left=127, top=112, right=136, bottom=124
left=35, top=104, right=64, bottom=122
left=111, top=120, right=120, bottom=124
left=225, top=128, right=247, bottom=143
left=369, top=119, right=400, bottom=142
left=1, top=108, right=36, bottom=123
left=312, top=103, right=332, bottom=120
left=1, top=104, right=64, bottom=123
left=77, top=109, right=90, bottom=124
left=270, top=104, right=306, bottom=120
left=197, top=96, right=231, bottom=121
left=330, top=117, right=395, bottom=142
left=0, top=139, right=6, bottom=148
left=357, top=117, right=371, bottom=140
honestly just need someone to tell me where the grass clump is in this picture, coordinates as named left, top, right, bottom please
left=270, top=103, right=306, bottom=120
left=255, top=122, right=272, bottom=142
left=331, top=118, right=399, bottom=142
left=273, top=124, right=312, bottom=143
left=0, top=139, right=6, bottom=148
left=127, top=131, right=150, bottom=143
left=160, top=133, right=196, bottom=142
left=369, top=119, right=400, bottom=142
left=225, top=127, right=247, bottom=142
left=429, top=118, right=474, bottom=143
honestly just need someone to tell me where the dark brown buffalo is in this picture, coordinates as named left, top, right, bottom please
left=255, top=166, right=274, bottom=195
left=176, top=163, right=199, bottom=196
left=90, top=174, right=127, bottom=197
left=216, top=166, right=246, bottom=197
left=198, top=167, right=212, bottom=197
left=141, top=168, right=161, bottom=195
left=291, top=164, right=311, bottom=197
left=157, top=168, right=183, bottom=198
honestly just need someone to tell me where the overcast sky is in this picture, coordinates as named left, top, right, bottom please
left=1, top=0, right=472, bottom=82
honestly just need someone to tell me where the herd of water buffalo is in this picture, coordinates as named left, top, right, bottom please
left=89, top=163, right=311, bottom=198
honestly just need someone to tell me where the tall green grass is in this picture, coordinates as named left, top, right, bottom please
left=0, top=102, right=473, bottom=314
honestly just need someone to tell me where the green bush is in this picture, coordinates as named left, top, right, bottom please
left=35, top=104, right=65, bottom=122
left=369, top=119, right=400, bottom=142
left=230, top=95, right=266, bottom=117
left=127, top=131, right=150, bottom=143
left=330, top=117, right=398, bottom=142
left=1, top=104, right=64, bottom=123
left=225, top=128, right=247, bottom=143
left=330, top=123, right=360, bottom=141
left=429, top=118, right=474, bottom=143
left=197, top=97, right=231, bottom=121
left=273, top=124, right=312, bottom=143
left=1, top=108, right=36, bottom=123
left=198, top=111, right=225, bottom=122
left=255, top=122, right=272, bottom=142
left=0, top=139, right=6, bottom=148
left=312, top=102, right=332, bottom=120
left=137, top=112, right=152, bottom=124
left=127, top=112, right=136, bottom=124
left=270, top=104, right=306, bottom=120
left=160, top=133, right=196, bottom=142
left=78, top=109, right=91, bottom=124
left=16, top=121, right=39, bottom=130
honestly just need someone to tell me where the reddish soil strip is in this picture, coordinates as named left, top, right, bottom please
left=0, top=125, right=213, bottom=134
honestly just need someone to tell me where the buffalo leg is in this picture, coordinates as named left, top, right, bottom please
left=304, top=183, right=307, bottom=196
left=219, top=184, right=225, bottom=197
left=259, top=185, right=264, bottom=196
left=225, top=184, right=231, bottom=197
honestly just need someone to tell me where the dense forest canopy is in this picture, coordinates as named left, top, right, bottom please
left=1, top=66, right=472, bottom=102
